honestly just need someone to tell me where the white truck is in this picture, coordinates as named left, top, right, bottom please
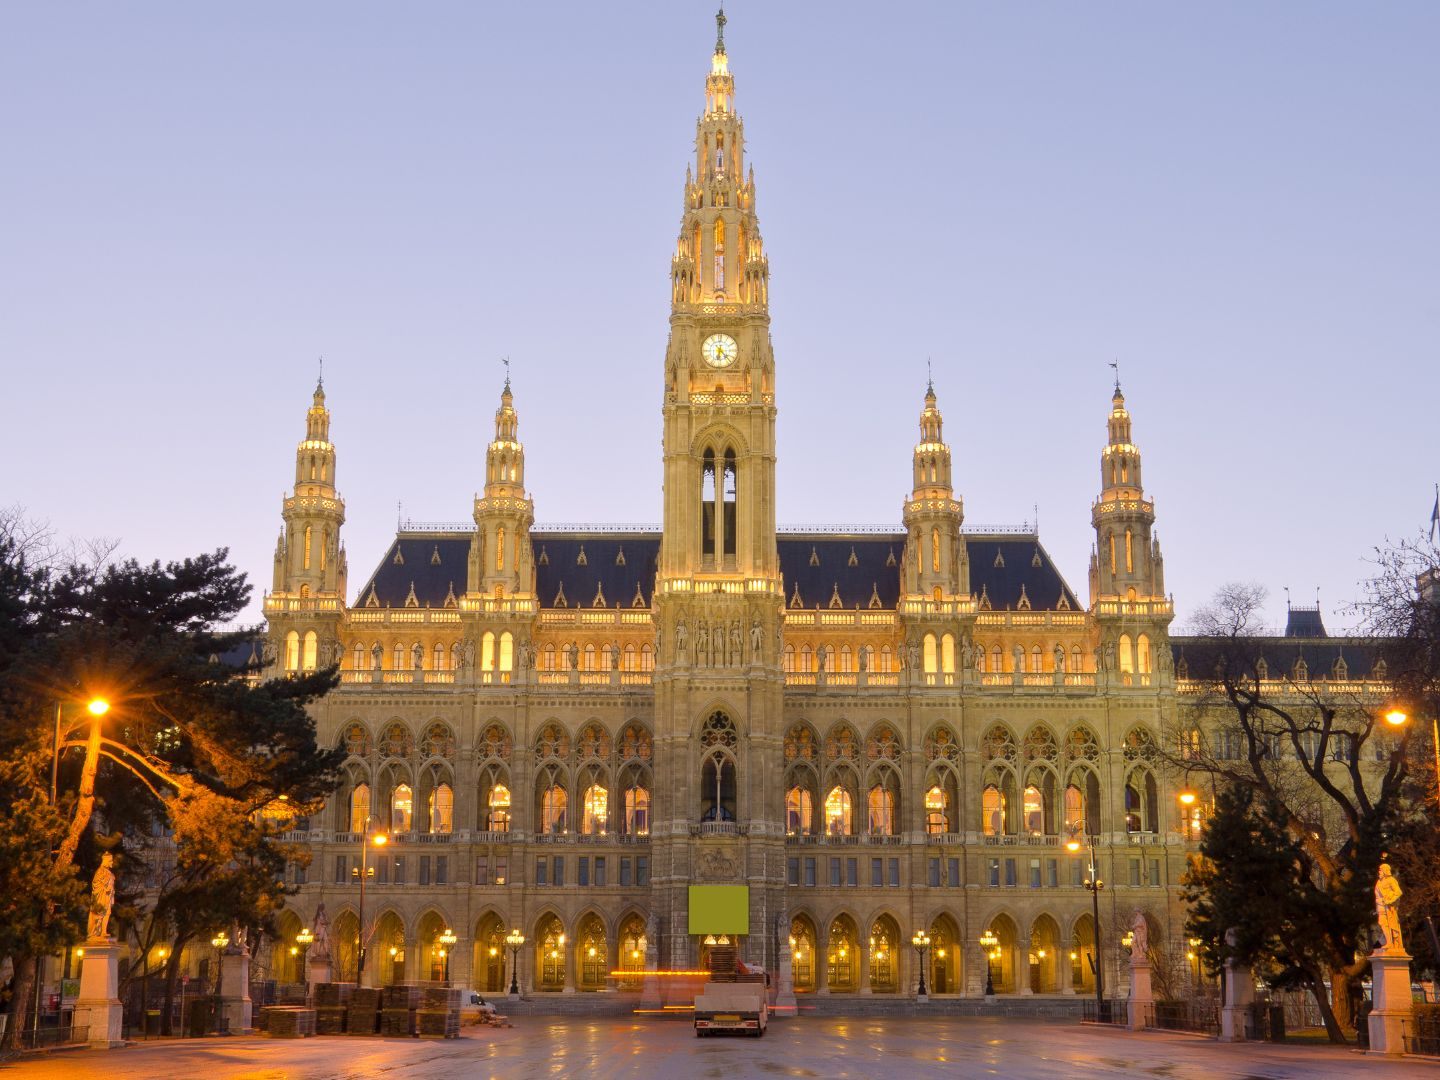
left=694, top=978, right=768, bottom=1037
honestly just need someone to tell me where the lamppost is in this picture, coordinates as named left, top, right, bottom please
left=1067, top=832, right=1107, bottom=1021
left=211, top=930, right=229, bottom=1020
left=978, top=929, right=998, bottom=996
left=52, top=696, right=110, bottom=804
left=1384, top=707, right=1438, bottom=802
left=505, top=930, right=526, bottom=996
left=351, top=822, right=387, bottom=983
left=295, top=926, right=313, bottom=986
left=439, top=928, right=457, bottom=984
left=911, top=930, right=931, bottom=1000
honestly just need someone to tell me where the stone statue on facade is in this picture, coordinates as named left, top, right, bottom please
left=412, top=642, right=425, bottom=670
left=858, top=645, right=869, bottom=672
left=1129, top=911, right=1148, bottom=961
left=696, top=620, right=709, bottom=665
left=1013, top=643, right=1025, bottom=674
left=464, top=639, right=476, bottom=670
left=310, top=903, right=331, bottom=961
left=87, top=852, right=117, bottom=941
left=331, top=640, right=345, bottom=667
left=1104, top=642, right=1116, bottom=671
left=960, top=638, right=973, bottom=670
left=262, top=639, right=277, bottom=666
left=907, top=642, right=919, bottom=670
left=371, top=642, right=384, bottom=669
left=750, top=618, right=763, bottom=657
left=730, top=621, right=742, bottom=666
left=567, top=642, right=580, bottom=670
left=1054, top=643, right=1066, bottom=673
left=712, top=622, right=724, bottom=666
left=816, top=644, right=829, bottom=673
left=675, top=619, right=688, bottom=662
left=1374, top=863, right=1405, bottom=953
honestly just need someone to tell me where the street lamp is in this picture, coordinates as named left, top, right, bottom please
left=52, top=696, right=110, bottom=804
left=1067, top=831, right=1107, bottom=1021
left=1384, top=707, right=1440, bottom=807
left=911, top=930, right=931, bottom=999
left=505, top=930, right=526, bottom=996
left=978, top=929, right=998, bottom=996
left=352, top=823, right=387, bottom=983
left=439, top=928, right=457, bottom=984
left=211, top=931, right=229, bottom=1003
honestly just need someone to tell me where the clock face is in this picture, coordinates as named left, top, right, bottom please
left=701, top=334, right=738, bottom=369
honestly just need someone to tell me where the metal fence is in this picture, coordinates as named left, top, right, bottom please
left=1404, top=1014, right=1440, bottom=1056
left=14, top=1024, right=88, bottom=1050
left=1146, top=1000, right=1220, bottom=1036
left=1080, top=999, right=1129, bottom=1026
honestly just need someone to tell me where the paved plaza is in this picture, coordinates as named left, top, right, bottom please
left=5, top=1017, right=1438, bottom=1080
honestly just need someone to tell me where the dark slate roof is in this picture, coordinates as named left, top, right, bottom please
left=216, top=637, right=264, bottom=668
left=1170, top=635, right=1383, bottom=678
left=532, top=533, right=661, bottom=610
left=966, top=536, right=1082, bottom=613
left=353, top=528, right=1081, bottom=612
left=355, top=533, right=473, bottom=608
left=1285, top=606, right=1328, bottom=638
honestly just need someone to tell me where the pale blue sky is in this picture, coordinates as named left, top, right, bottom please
left=3, top=2, right=1436, bottom=631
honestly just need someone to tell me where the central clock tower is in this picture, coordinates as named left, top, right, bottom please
left=651, top=9, right=785, bottom=973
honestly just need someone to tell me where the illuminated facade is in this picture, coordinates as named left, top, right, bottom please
left=258, top=14, right=1255, bottom=1000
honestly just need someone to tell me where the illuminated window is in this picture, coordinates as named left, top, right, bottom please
left=499, top=632, right=513, bottom=673
left=302, top=630, right=318, bottom=672
left=783, top=644, right=795, bottom=672
left=991, top=645, right=1002, bottom=672
left=824, top=786, right=852, bottom=836
left=320, top=528, right=328, bottom=571
left=982, top=784, right=1004, bottom=836
left=867, top=784, right=896, bottom=836
left=285, top=631, right=300, bottom=672
left=925, top=785, right=948, bottom=835
left=1125, top=528, right=1134, bottom=573
left=1064, top=785, right=1085, bottom=834
left=433, top=642, right=445, bottom=671
left=428, top=782, right=453, bottom=834
left=495, top=526, right=505, bottom=571
left=543, top=643, right=556, bottom=670
left=623, top=644, right=637, bottom=671
left=540, top=783, right=568, bottom=834
left=1023, top=785, right=1044, bottom=835
left=941, top=633, right=955, bottom=675
left=581, top=784, right=609, bottom=835
left=623, top=784, right=650, bottom=836
left=879, top=644, right=892, bottom=672
left=1029, top=644, right=1041, bottom=673
left=349, top=783, right=370, bottom=833
left=1137, top=634, right=1151, bottom=674
left=923, top=634, right=937, bottom=674
left=303, top=526, right=312, bottom=571
left=1119, top=634, right=1134, bottom=674
left=786, top=786, right=813, bottom=835
left=641, top=643, right=653, bottom=671
left=481, top=632, right=495, bottom=672
left=1108, top=534, right=1117, bottom=575
left=713, top=219, right=725, bottom=290
left=838, top=645, right=852, bottom=672
left=393, top=643, right=405, bottom=669
left=583, top=644, right=596, bottom=671
left=487, top=783, right=511, bottom=832
left=931, top=528, right=940, bottom=573
left=1071, top=645, right=1082, bottom=673
left=800, top=644, right=812, bottom=672
left=353, top=642, right=365, bottom=671
left=391, top=783, right=413, bottom=832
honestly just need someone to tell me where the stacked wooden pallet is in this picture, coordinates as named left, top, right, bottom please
left=313, top=982, right=354, bottom=1035
left=417, top=986, right=462, bottom=1039
left=261, top=1006, right=316, bottom=1038
left=345, top=987, right=382, bottom=1035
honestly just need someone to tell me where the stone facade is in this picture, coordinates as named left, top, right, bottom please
left=257, top=16, right=1227, bottom=1002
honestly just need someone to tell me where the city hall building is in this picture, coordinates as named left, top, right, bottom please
left=256, top=14, right=1379, bottom=1001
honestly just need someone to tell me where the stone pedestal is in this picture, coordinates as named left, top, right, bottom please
left=72, top=940, right=124, bottom=1048
left=1220, top=958, right=1254, bottom=1042
left=1368, top=950, right=1414, bottom=1056
left=774, top=948, right=797, bottom=1013
left=307, top=956, right=332, bottom=997
left=219, top=949, right=252, bottom=1034
left=1127, top=957, right=1153, bottom=1031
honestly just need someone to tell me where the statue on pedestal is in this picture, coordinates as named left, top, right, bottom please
left=1374, top=863, right=1405, bottom=953
left=311, top=904, right=331, bottom=962
left=1129, top=911, right=1148, bottom=961
left=87, top=852, right=116, bottom=941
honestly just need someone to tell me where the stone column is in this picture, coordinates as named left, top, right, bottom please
left=774, top=915, right=797, bottom=1014
left=1059, top=945, right=1075, bottom=995
left=816, top=933, right=830, bottom=994
left=1220, top=955, right=1254, bottom=1042
left=1127, top=953, right=1153, bottom=1031
left=1368, top=950, right=1414, bottom=1056
left=858, top=937, right=872, bottom=995
left=219, top=946, right=252, bottom=1034
left=1018, top=934, right=1034, bottom=995
left=72, top=940, right=124, bottom=1048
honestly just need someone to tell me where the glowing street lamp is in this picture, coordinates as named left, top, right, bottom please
left=505, top=929, right=526, bottom=995
left=911, top=930, right=931, bottom=999
left=1067, top=830, right=1108, bottom=1021
left=439, top=928, right=458, bottom=983
left=978, top=929, right=999, bottom=996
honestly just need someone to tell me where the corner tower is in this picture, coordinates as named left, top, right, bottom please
left=468, top=377, right=535, bottom=603
left=267, top=376, right=347, bottom=671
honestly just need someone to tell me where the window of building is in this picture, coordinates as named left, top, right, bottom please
left=788, top=857, right=800, bottom=886
left=982, top=785, right=1005, bottom=836
left=620, top=858, right=632, bottom=887
left=867, top=783, right=896, bottom=836
left=803, top=857, right=816, bottom=887
left=888, top=858, right=900, bottom=887
left=786, top=786, right=813, bottom=835
left=1022, top=785, right=1045, bottom=835
left=578, top=856, right=589, bottom=887
left=476, top=857, right=488, bottom=886
left=829, top=858, right=842, bottom=888
left=928, top=858, right=940, bottom=888
left=636, top=856, right=649, bottom=886
left=1004, top=858, right=1016, bottom=887
left=488, top=783, right=512, bottom=832
left=824, top=786, right=853, bottom=836
left=988, top=858, right=1000, bottom=887
left=925, top=785, right=948, bottom=835
left=391, top=783, right=413, bottom=832
left=623, top=783, right=650, bottom=836
left=1128, top=858, right=1141, bottom=887
left=846, top=858, right=858, bottom=887
left=553, top=856, right=565, bottom=887
left=1029, top=859, right=1041, bottom=888
left=871, top=858, right=883, bottom=888
left=334, top=855, right=347, bottom=884
left=540, top=783, right=568, bottom=835
left=581, top=783, right=608, bottom=835
left=948, top=857, right=960, bottom=887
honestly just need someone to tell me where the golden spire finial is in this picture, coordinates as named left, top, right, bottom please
left=715, top=5, right=727, bottom=54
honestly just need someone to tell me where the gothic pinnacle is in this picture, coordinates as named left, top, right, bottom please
left=715, top=5, right=726, bottom=54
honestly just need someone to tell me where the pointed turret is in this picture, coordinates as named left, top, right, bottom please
left=901, top=380, right=967, bottom=600
left=469, top=378, right=535, bottom=601
left=1090, top=383, right=1163, bottom=602
left=267, top=374, right=347, bottom=674
left=273, top=376, right=347, bottom=600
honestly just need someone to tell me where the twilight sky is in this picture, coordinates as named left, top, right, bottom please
left=2, top=2, right=1436, bottom=632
